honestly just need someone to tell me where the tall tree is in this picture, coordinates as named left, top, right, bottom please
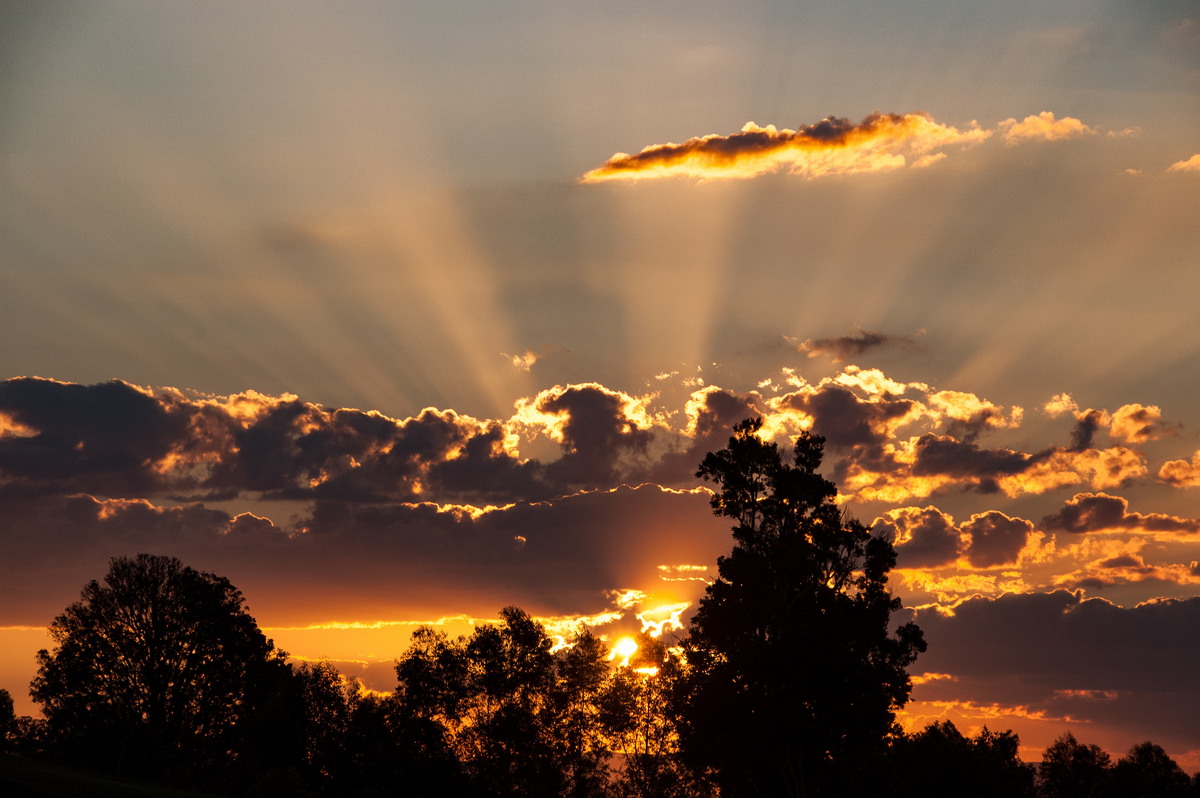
left=677, top=418, right=925, bottom=798
left=30, top=553, right=291, bottom=781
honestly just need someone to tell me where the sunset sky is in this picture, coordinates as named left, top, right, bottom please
left=2, top=0, right=1199, bottom=767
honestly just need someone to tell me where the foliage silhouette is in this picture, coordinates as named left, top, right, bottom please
left=887, top=720, right=1034, bottom=797
left=0, top=688, right=13, bottom=752
left=1036, top=732, right=1113, bottom=798
left=676, top=418, right=925, bottom=798
left=394, top=606, right=629, bottom=798
left=1110, top=741, right=1193, bottom=798
left=29, top=554, right=290, bottom=785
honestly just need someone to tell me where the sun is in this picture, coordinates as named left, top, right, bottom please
left=609, top=635, right=639, bottom=667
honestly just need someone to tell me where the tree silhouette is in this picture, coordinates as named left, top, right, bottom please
left=888, top=720, right=1034, bottom=797
left=395, top=606, right=623, bottom=798
left=1109, top=741, right=1193, bottom=798
left=676, top=418, right=925, bottom=798
left=0, top=688, right=14, bottom=752
left=29, top=553, right=289, bottom=782
left=1036, top=733, right=1112, bottom=798
left=605, top=636, right=713, bottom=798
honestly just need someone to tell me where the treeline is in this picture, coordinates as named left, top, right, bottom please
left=2, top=585, right=1195, bottom=798
left=2, top=420, right=1198, bottom=797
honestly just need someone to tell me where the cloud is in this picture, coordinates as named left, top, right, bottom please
left=1041, top=492, right=1200, bottom=536
left=1159, top=450, right=1200, bottom=487
left=962, top=511, right=1035, bottom=568
left=1166, top=154, right=1200, bottom=173
left=581, top=112, right=990, bottom=182
left=1107, top=403, right=1172, bottom=444
left=0, top=483, right=730, bottom=626
left=873, top=506, right=961, bottom=568
left=912, top=592, right=1200, bottom=751
left=794, top=329, right=919, bottom=362
left=999, top=111, right=1095, bottom=145
left=1052, top=552, right=1200, bottom=592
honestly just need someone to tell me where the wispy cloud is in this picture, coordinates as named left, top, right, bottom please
left=793, top=329, right=920, bottom=362
left=581, top=112, right=990, bottom=182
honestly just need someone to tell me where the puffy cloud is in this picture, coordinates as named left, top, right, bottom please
left=0, top=378, right=193, bottom=496
left=873, top=506, right=961, bottom=568
left=581, top=112, right=990, bottom=182
left=999, top=111, right=1095, bottom=145
left=513, top=383, right=663, bottom=487
left=962, top=511, right=1034, bottom=568
left=1159, top=450, right=1200, bottom=487
left=1108, top=404, right=1171, bottom=444
left=1041, top=492, right=1200, bottom=536
left=1166, top=154, right=1200, bottom=173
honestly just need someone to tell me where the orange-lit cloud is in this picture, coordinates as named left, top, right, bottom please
left=1159, top=451, right=1200, bottom=487
left=581, top=112, right=990, bottom=182
left=999, top=111, right=1095, bottom=145
left=1052, top=551, right=1200, bottom=591
left=1108, top=403, right=1171, bottom=444
left=1041, top=492, right=1200, bottom=537
left=1167, top=154, right=1200, bottom=173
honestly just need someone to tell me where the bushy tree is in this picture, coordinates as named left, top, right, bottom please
left=30, top=553, right=290, bottom=782
left=395, top=606, right=622, bottom=798
left=888, top=721, right=1034, bottom=797
left=1036, top=733, right=1112, bottom=798
left=677, top=418, right=925, bottom=798
left=1109, top=741, right=1192, bottom=798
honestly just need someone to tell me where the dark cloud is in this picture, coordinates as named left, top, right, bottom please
left=911, top=434, right=1035, bottom=489
left=0, top=485, right=729, bottom=626
left=961, top=511, right=1033, bottom=567
left=532, top=384, right=655, bottom=487
left=0, top=378, right=191, bottom=496
left=797, top=330, right=918, bottom=363
left=1069, top=408, right=1107, bottom=451
left=1041, top=492, right=1200, bottom=535
left=873, top=507, right=961, bottom=568
left=912, top=591, right=1200, bottom=752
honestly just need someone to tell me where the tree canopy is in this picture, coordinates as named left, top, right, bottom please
left=30, top=553, right=291, bottom=781
left=677, top=418, right=926, bottom=798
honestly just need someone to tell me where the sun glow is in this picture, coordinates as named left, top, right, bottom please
left=610, top=635, right=639, bottom=667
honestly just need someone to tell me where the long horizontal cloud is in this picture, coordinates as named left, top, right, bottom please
left=580, top=112, right=991, bottom=182
left=911, top=591, right=1200, bottom=753
left=0, top=484, right=729, bottom=626
left=1041, top=492, right=1200, bottom=536
left=1, top=371, right=1186, bottom=512
left=580, top=109, right=1103, bottom=182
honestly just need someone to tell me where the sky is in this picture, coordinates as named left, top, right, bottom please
left=2, top=0, right=1199, bottom=767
